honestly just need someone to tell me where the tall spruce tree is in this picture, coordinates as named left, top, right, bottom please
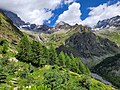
left=49, top=44, right=58, bottom=65
left=42, top=46, right=50, bottom=64
left=65, top=53, right=71, bottom=68
left=31, top=40, right=46, bottom=67
left=58, top=51, right=66, bottom=67
left=16, top=36, right=31, bottom=62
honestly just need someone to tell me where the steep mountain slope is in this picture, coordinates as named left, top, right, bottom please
left=3, top=10, right=25, bottom=27
left=95, top=15, right=120, bottom=30
left=39, top=24, right=90, bottom=47
left=57, top=31, right=119, bottom=67
left=0, top=10, right=23, bottom=44
left=93, top=54, right=120, bottom=88
left=95, top=30, right=120, bottom=46
left=3, top=10, right=53, bottom=32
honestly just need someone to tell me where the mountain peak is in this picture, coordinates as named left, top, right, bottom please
left=2, top=9, right=25, bottom=27
left=55, top=21, right=71, bottom=29
left=95, top=15, right=120, bottom=30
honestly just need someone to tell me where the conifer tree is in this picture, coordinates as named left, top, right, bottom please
left=42, top=46, right=50, bottom=64
left=16, top=36, right=31, bottom=62
left=31, top=40, right=45, bottom=67
left=65, top=53, right=71, bottom=68
left=49, top=44, right=58, bottom=65
left=58, top=51, right=66, bottom=66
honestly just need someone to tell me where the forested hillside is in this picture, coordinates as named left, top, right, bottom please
left=93, top=54, right=120, bottom=88
left=0, top=36, right=115, bottom=90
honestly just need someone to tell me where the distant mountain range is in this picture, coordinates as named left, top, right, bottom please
left=3, top=9, right=120, bottom=32
left=2, top=10, right=74, bottom=33
left=2, top=10, right=51, bottom=32
left=95, top=15, right=120, bottom=30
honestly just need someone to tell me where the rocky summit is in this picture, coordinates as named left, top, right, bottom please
left=95, top=15, right=120, bottom=30
left=2, top=10, right=25, bottom=27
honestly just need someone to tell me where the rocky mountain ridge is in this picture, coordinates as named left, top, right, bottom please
left=57, top=31, right=120, bottom=67
left=0, top=10, right=23, bottom=44
left=2, top=10, right=74, bottom=33
left=3, top=10, right=25, bottom=27
left=95, top=15, right=120, bottom=30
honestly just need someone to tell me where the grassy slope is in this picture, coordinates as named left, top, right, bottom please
left=36, top=25, right=83, bottom=47
left=0, top=10, right=23, bottom=44
left=0, top=60, right=116, bottom=90
left=95, top=30, right=120, bottom=46
left=0, top=10, right=24, bottom=58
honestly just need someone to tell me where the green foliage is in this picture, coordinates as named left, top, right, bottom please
left=43, top=66, right=114, bottom=90
left=93, top=54, right=120, bottom=88
left=58, top=51, right=66, bottom=66
left=0, top=10, right=116, bottom=90
left=0, top=57, right=115, bottom=90
left=31, top=40, right=46, bottom=67
left=48, top=44, right=58, bottom=65
left=58, top=52, right=90, bottom=74
left=16, top=37, right=49, bottom=67
left=44, top=66, right=70, bottom=90
left=0, top=11, right=23, bottom=45
left=23, top=84, right=51, bottom=90
left=16, top=36, right=89, bottom=75
left=0, top=40, right=9, bottom=54
left=16, top=36, right=31, bottom=62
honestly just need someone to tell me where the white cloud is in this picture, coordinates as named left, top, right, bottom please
left=64, top=0, right=76, bottom=4
left=56, top=2, right=81, bottom=25
left=1, top=0, right=120, bottom=27
left=81, top=2, right=120, bottom=27
left=0, top=0, right=62, bottom=24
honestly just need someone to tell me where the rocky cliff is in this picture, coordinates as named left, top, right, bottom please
left=57, top=31, right=119, bottom=67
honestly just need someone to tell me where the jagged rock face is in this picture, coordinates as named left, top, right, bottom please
left=2, top=10, right=50, bottom=31
left=95, top=15, right=120, bottom=29
left=57, top=31, right=119, bottom=66
left=3, top=10, right=25, bottom=27
left=55, top=21, right=71, bottom=29
left=36, top=24, right=52, bottom=31
left=30, top=24, right=37, bottom=30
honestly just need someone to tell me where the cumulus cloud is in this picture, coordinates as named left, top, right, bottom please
left=64, top=0, right=76, bottom=4
left=56, top=2, right=81, bottom=25
left=82, top=2, right=120, bottom=27
left=57, top=1, right=120, bottom=27
left=1, top=0, right=120, bottom=27
left=0, top=0, right=62, bottom=24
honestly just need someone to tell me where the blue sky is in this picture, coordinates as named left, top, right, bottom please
left=46, top=0, right=120, bottom=26
left=0, top=0, right=120, bottom=27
